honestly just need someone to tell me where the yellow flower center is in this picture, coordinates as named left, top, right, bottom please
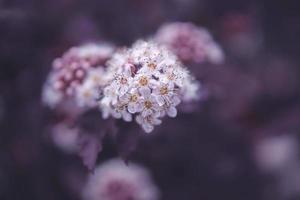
left=168, top=73, right=175, bottom=80
left=120, top=77, right=128, bottom=84
left=130, top=94, right=138, bottom=102
left=144, top=100, right=152, bottom=109
left=139, top=76, right=148, bottom=86
left=118, top=104, right=125, bottom=111
left=160, top=86, right=168, bottom=95
left=147, top=63, right=157, bottom=70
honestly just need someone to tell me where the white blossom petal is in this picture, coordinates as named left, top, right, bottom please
left=127, top=102, right=137, bottom=114
left=167, top=106, right=177, bottom=118
left=119, top=85, right=129, bottom=96
left=142, top=109, right=153, bottom=117
left=172, top=95, right=181, bottom=106
left=139, top=87, right=151, bottom=97
left=156, top=95, right=165, bottom=106
left=151, top=117, right=161, bottom=125
left=142, top=123, right=154, bottom=133
left=122, top=111, right=132, bottom=122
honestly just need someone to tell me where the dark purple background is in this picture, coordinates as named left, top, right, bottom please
left=1, top=0, right=300, bottom=200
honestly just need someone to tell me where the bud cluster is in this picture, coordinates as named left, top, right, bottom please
left=42, top=43, right=115, bottom=108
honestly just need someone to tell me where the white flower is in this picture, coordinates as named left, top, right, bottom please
left=99, top=40, right=201, bottom=133
left=119, top=88, right=141, bottom=114
left=153, top=82, right=177, bottom=106
left=160, top=65, right=189, bottom=87
left=138, top=93, right=161, bottom=118
left=134, top=74, right=157, bottom=96
left=111, top=68, right=133, bottom=96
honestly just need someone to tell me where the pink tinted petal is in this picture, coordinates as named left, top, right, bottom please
left=124, top=64, right=132, bottom=76
left=153, top=87, right=160, bottom=95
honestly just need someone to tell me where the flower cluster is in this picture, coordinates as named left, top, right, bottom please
left=99, top=41, right=199, bottom=133
left=154, top=22, right=224, bottom=64
left=83, top=159, right=160, bottom=200
left=42, top=43, right=115, bottom=109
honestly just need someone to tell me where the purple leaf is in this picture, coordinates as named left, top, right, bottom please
left=75, top=110, right=117, bottom=170
left=77, top=133, right=102, bottom=171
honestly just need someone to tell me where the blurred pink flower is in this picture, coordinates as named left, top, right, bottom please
left=52, top=43, right=114, bottom=96
left=42, top=43, right=115, bottom=110
left=83, top=159, right=160, bottom=200
left=253, top=135, right=298, bottom=172
left=154, top=22, right=224, bottom=64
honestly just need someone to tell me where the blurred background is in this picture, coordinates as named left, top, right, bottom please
left=1, top=0, right=300, bottom=200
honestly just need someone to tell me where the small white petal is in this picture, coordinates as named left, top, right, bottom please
left=139, top=87, right=151, bottom=97
left=168, top=82, right=174, bottom=90
left=112, top=111, right=122, bottom=119
left=101, top=109, right=110, bottom=119
left=142, top=123, right=154, bottom=133
left=153, top=110, right=161, bottom=118
left=135, top=103, right=143, bottom=112
left=127, top=102, right=137, bottom=114
left=149, top=95, right=157, bottom=102
left=167, top=106, right=177, bottom=118
left=136, top=115, right=142, bottom=124
left=159, top=110, right=166, bottom=117
left=142, top=109, right=152, bottom=117
left=156, top=95, right=165, bottom=106
left=172, top=95, right=181, bottom=106
left=153, top=87, right=160, bottom=95
left=152, top=118, right=162, bottom=125
left=149, top=79, right=158, bottom=88
left=122, top=112, right=132, bottom=122
left=119, top=85, right=129, bottom=96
